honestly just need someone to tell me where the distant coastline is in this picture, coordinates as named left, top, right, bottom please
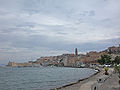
left=7, top=45, right=120, bottom=67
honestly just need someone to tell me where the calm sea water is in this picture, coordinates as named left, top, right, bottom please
left=0, top=67, right=96, bottom=90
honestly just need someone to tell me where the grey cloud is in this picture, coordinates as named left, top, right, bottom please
left=89, top=10, right=95, bottom=16
left=0, top=0, right=120, bottom=64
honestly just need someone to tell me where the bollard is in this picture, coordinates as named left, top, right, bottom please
left=97, top=75, right=108, bottom=83
left=91, top=83, right=98, bottom=90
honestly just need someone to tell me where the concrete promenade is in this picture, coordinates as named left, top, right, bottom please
left=60, top=68, right=120, bottom=90
left=98, top=73, right=120, bottom=90
left=60, top=68, right=103, bottom=90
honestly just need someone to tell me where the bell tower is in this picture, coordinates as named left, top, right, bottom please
left=75, top=48, right=78, bottom=56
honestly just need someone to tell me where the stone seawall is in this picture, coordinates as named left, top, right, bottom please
left=8, top=62, right=33, bottom=67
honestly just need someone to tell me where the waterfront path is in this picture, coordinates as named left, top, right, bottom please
left=60, top=68, right=104, bottom=90
left=60, top=68, right=120, bottom=90
left=98, top=73, right=120, bottom=90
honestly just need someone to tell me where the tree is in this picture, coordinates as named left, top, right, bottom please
left=97, top=54, right=111, bottom=65
left=113, top=56, right=120, bottom=64
left=114, top=65, right=120, bottom=84
left=97, top=58, right=105, bottom=65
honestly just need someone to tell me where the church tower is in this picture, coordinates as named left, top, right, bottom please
left=75, top=48, right=78, bottom=56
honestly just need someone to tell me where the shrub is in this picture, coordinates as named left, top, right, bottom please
left=114, top=65, right=120, bottom=84
left=104, top=67, right=109, bottom=75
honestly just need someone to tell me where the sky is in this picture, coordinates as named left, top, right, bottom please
left=0, top=0, right=120, bottom=64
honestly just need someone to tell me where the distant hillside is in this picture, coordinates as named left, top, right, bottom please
left=7, top=45, right=120, bottom=67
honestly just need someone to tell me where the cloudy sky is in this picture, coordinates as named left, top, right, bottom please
left=0, top=0, right=120, bottom=64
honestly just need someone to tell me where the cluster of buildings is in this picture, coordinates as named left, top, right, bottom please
left=108, top=45, right=120, bottom=54
left=8, top=45, right=120, bottom=67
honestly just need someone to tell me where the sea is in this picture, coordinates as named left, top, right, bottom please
left=0, top=67, right=97, bottom=90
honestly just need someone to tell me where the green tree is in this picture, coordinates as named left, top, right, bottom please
left=114, top=56, right=120, bottom=64
left=97, top=54, right=111, bottom=65
left=97, top=58, right=105, bottom=65
left=114, top=65, right=120, bottom=84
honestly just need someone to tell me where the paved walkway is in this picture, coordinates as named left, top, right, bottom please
left=60, top=68, right=120, bottom=90
left=79, top=81, right=97, bottom=90
left=79, top=69, right=120, bottom=90
left=98, top=73, right=120, bottom=90
left=79, top=73, right=120, bottom=90
left=60, top=68, right=104, bottom=90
